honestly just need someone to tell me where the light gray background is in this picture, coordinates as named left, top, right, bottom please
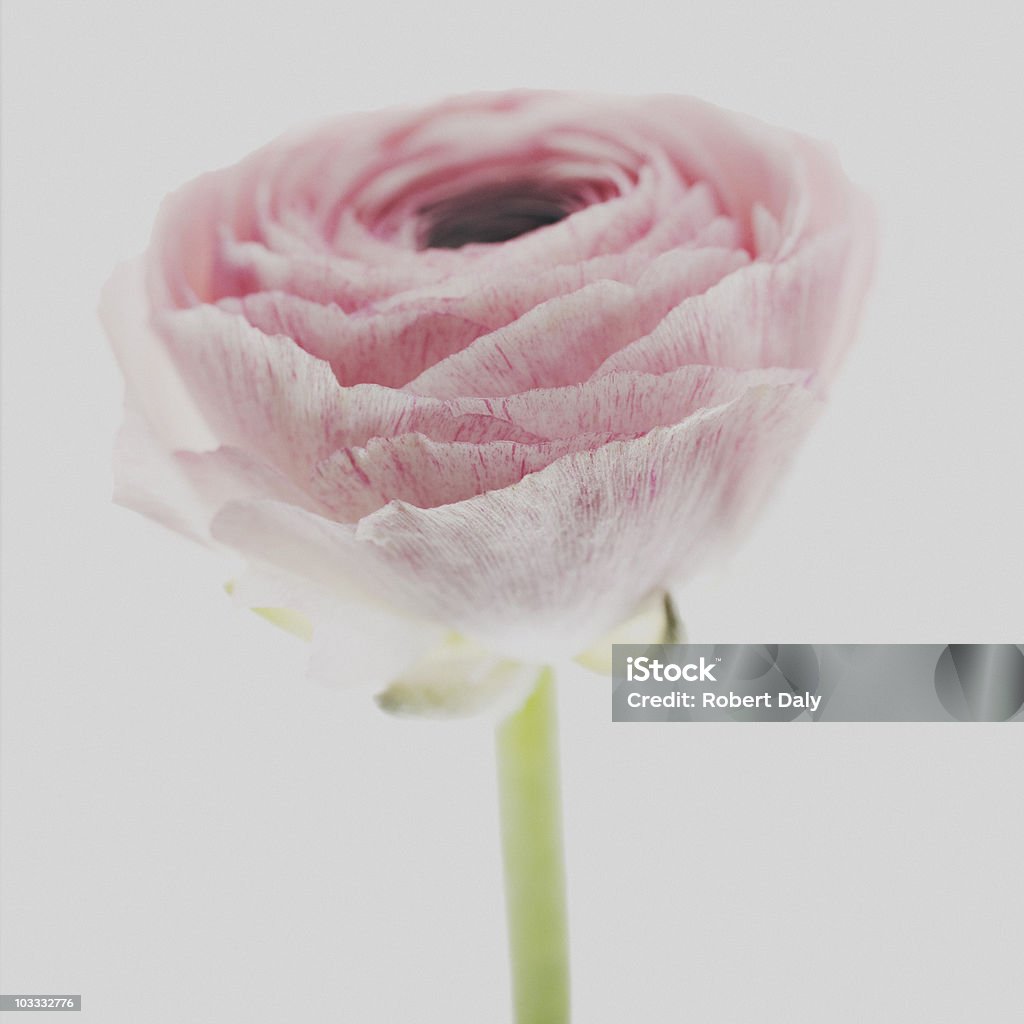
left=2, top=1, right=1022, bottom=1021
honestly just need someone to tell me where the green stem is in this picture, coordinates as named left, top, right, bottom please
left=496, top=669, right=570, bottom=1024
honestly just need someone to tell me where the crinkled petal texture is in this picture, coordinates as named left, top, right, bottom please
left=103, top=90, right=874, bottom=697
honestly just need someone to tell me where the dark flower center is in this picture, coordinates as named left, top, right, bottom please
left=419, top=181, right=579, bottom=249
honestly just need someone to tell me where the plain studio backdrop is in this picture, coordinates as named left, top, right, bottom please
left=2, top=1, right=1022, bottom=1021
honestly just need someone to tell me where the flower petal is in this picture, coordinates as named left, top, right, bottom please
left=448, top=364, right=808, bottom=441
left=594, top=226, right=869, bottom=382
left=100, top=260, right=216, bottom=450
left=211, top=383, right=818, bottom=660
left=310, top=433, right=618, bottom=520
left=406, top=247, right=747, bottom=398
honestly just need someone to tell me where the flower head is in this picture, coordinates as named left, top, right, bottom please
left=103, top=91, right=874, bottom=706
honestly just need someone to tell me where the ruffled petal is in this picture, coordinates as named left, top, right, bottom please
left=406, top=248, right=747, bottom=398
left=447, top=364, right=809, bottom=441
left=210, top=382, right=818, bottom=659
left=100, top=260, right=216, bottom=450
left=594, top=226, right=869, bottom=384
left=309, top=433, right=618, bottom=520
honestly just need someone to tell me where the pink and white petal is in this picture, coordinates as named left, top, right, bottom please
left=312, top=366, right=808, bottom=520
left=211, top=383, right=818, bottom=661
left=173, top=445, right=323, bottom=516
left=310, top=432, right=617, bottom=520
left=628, top=181, right=736, bottom=256
left=624, top=94, right=808, bottom=257
left=406, top=248, right=745, bottom=399
left=352, top=385, right=820, bottom=658
left=404, top=281, right=638, bottom=398
left=113, top=416, right=318, bottom=546
left=147, top=157, right=271, bottom=309
left=594, top=226, right=868, bottom=383
left=448, top=364, right=809, bottom=441
left=101, top=260, right=217, bottom=451
left=155, top=305, right=348, bottom=476
left=112, top=410, right=212, bottom=544
left=155, top=306, right=543, bottom=482
left=218, top=238, right=453, bottom=309
left=222, top=292, right=488, bottom=387
left=105, top=261, right=223, bottom=543
left=777, top=135, right=873, bottom=256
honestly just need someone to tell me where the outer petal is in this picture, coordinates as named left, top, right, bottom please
left=103, top=261, right=220, bottom=541
left=308, top=365, right=810, bottom=518
left=210, top=383, right=818, bottom=660
left=111, top=411, right=212, bottom=543
left=101, top=260, right=216, bottom=451
left=309, top=433, right=618, bottom=520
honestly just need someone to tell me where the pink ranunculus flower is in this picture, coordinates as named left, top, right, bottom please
left=102, top=91, right=874, bottom=711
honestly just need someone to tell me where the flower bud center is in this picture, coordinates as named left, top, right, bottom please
left=419, top=181, right=579, bottom=249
